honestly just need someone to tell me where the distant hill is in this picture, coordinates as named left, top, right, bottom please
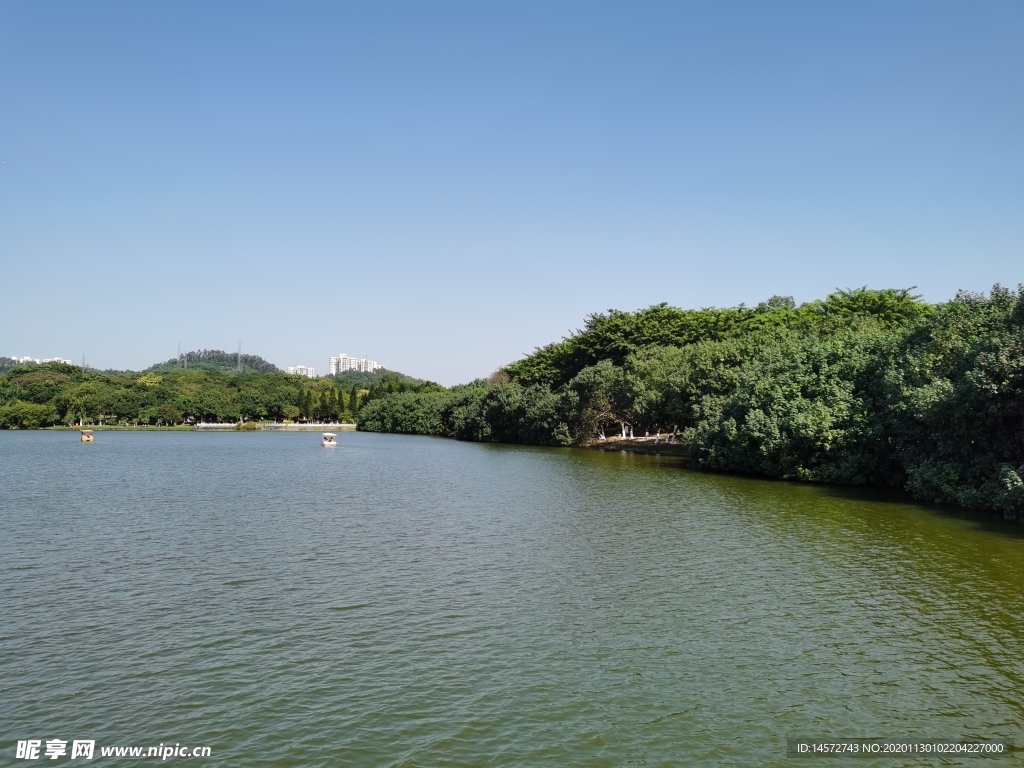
left=4, top=350, right=424, bottom=380
left=146, top=349, right=280, bottom=374
left=327, top=369, right=425, bottom=389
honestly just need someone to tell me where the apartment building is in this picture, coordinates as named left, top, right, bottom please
left=329, top=354, right=382, bottom=375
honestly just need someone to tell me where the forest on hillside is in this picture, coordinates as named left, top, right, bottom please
left=356, top=286, right=1024, bottom=521
left=145, top=349, right=281, bottom=374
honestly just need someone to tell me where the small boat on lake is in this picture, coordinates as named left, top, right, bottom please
left=80, top=429, right=94, bottom=443
left=322, top=432, right=337, bottom=446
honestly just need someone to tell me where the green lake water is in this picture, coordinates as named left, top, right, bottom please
left=2, top=430, right=1022, bottom=766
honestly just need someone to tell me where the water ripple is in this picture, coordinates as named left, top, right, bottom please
left=2, top=431, right=1023, bottom=766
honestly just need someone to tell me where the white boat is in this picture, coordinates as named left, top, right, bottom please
left=322, top=432, right=337, bottom=446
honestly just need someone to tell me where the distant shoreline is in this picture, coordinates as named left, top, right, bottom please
left=41, top=423, right=358, bottom=432
left=44, top=425, right=194, bottom=431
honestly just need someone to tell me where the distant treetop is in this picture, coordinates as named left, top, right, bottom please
left=145, top=349, right=280, bottom=374
left=327, top=368, right=424, bottom=388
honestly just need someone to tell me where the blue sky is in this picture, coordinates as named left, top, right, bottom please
left=1, top=1, right=1021, bottom=385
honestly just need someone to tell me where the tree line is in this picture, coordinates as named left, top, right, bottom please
left=356, top=286, right=1024, bottom=521
left=0, top=361, right=430, bottom=428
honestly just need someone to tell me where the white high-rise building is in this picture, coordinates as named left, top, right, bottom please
left=329, top=354, right=383, bottom=375
left=287, top=365, right=316, bottom=378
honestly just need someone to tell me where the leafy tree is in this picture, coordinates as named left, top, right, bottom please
left=0, top=400, right=59, bottom=428
left=887, top=285, right=1024, bottom=517
left=563, top=360, right=631, bottom=440
left=236, top=388, right=268, bottom=421
left=155, top=403, right=182, bottom=426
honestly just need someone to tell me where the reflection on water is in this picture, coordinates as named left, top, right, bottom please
left=1, top=431, right=1022, bottom=766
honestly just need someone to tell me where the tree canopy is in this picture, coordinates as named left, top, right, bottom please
left=146, top=349, right=280, bottom=374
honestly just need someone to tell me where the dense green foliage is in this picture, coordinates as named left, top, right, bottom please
left=358, top=286, right=1024, bottom=521
left=0, top=361, right=430, bottom=428
left=328, top=369, right=425, bottom=390
left=146, top=349, right=280, bottom=374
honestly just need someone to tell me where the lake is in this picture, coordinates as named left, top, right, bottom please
left=2, top=430, right=1022, bottom=766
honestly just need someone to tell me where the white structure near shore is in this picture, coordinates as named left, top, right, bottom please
left=329, top=354, right=382, bottom=375
left=9, top=355, right=74, bottom=365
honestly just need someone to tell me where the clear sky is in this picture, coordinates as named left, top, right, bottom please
left=1, top=1, right=1021, bottom=385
